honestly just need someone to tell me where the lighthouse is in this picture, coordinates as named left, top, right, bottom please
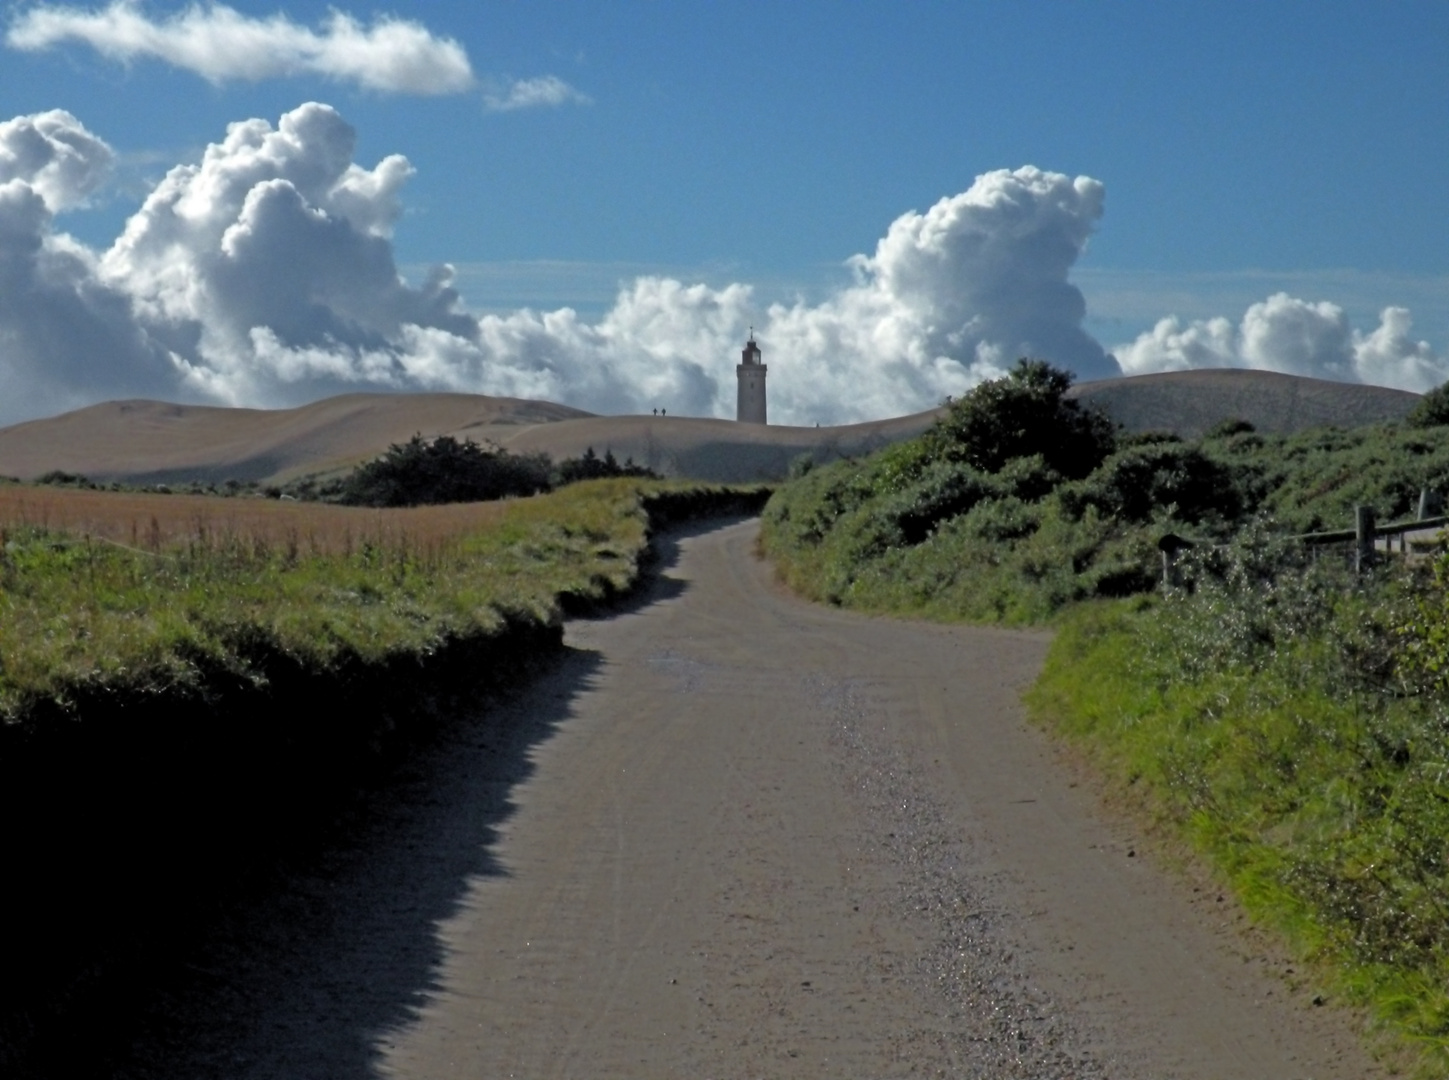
left=736, top=331, right=767, bottom=424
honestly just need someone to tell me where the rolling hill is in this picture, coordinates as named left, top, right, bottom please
left=1066, top=368, right=1419, bottom=437
left=0, top=370, right=1424, bottom=486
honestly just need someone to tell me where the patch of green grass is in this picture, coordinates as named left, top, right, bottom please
left=0, top=478, right=760, bottom=720
left=1027, top=547, right=1449, bottom=1074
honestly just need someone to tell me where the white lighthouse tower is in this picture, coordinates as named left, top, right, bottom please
left=736, top=331, right=767, bottom=424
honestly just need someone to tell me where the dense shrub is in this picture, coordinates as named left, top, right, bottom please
left=1060, top=442, right=1244, bottom=525
left=555, top=446, right=656, bottom=484
left=923, top=358, right=1117, bottom=479
left=35, top=471, right=100, bottom=489
left=763, top=355, right=1449, bottom=624
left=1408, top=379, right=1449, bottom=427
left=1205, top=417, right=1256, bottom=438
left=337, top=435, right=552, bottom=507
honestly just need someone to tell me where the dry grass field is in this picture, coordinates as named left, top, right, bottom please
left=0, top=478, right=749, bottom=715
left=0, top=484, right=513, bottom=558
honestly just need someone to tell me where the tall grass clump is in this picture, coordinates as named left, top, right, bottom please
left=1031, top=532, right=1449, bottom=1071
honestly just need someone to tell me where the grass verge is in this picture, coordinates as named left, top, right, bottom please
left=1027, top=575, right=1449, bottom=1075
left=0, top=477, right=770, bottom=1073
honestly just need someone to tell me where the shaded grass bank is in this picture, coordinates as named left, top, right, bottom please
left=0, top=479, right=770, bottom=1075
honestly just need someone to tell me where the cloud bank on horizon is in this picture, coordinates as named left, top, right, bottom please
left=0, top=102, right=1444, bottom=428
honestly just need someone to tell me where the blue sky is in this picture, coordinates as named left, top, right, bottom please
left=1, top=1, right=1447, bottom=424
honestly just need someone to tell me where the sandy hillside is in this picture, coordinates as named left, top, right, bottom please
left=0, top=393, right=591, bottom=485
left=1069, top=368, right=1420, bottom=436
left=0, top=394, right=944, bottom=485
left=0, top=369, right=1424, bottom=486
left=484, top=411, right=944, bottom=483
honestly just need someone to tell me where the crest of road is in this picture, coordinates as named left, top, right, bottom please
left=378, top=518, right=1375, bottom=1079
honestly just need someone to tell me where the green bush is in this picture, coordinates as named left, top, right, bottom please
left=1408, top=380, right=1449, bottom=427
left=922, top=358, right=1117, bottom=478
left=337, top=434, right=552, bottom=507
left=1060, top=442, right=1244, bottom=525
left=555, top=446, right=657, bottom=484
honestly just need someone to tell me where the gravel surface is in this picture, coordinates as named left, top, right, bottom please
left=820, top=675, right=1117, bottom=1077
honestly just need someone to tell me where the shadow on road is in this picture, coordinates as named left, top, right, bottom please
left=72, top=518, right=724, bottom=1079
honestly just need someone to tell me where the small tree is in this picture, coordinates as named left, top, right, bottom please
left=1408, top=381, right=1449, bottom=427
left=924, top=359, right=1117, bottom=479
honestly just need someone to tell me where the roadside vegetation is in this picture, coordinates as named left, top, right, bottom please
left=763, top=360, right=1449, bottom=623
left=329, top=435, right=655, bottom=507
left=760, top=360, right=1449, bottom=1071
left=0, top=478, right=656, bottom=715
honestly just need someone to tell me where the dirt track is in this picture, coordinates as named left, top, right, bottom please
left=377, top=520, right=1376, bottom=1079
left=114, top=517, right=1380, bottom=1078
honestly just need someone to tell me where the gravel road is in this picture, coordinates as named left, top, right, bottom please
left=114, top=517, right=1380, bottom=1078
left=379, top=519, right=1376, bottom=1079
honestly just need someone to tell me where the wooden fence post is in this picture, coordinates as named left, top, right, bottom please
left=1157, top=533, right=1193, bottom=588
left=1355, top=505, right=1375, bottom=573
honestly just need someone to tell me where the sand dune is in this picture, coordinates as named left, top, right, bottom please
left=0, top=393, right=591, bottom=485
left=1068, top=368, right=1419, bottom=437
left=487, top=412, right=943, bottom=483
left=0, top=393, right=944, bottom=485
left=0, top=370, right=1424, bottom=486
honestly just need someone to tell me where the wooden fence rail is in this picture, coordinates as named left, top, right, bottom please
left=1159, top=488, right=1449, bottom=584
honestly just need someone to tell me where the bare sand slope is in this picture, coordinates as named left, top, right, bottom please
left=486, top=410, right=944, bottom=482
left=0, top=395, right=940, bottom=485
left=0, top=393, right=592, bottom=484
left=1070, top=368, right=1419, bottom=436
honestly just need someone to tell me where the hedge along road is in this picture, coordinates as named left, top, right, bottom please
left=376, top=518, right=1379, bottom=1080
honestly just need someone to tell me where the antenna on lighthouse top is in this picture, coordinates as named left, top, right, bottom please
left=748, top=325, right=754, bottom=343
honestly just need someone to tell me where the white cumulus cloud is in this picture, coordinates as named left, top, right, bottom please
left=1113, top=291, right=1449, bottom=391
left=0, top=177, right=181, bottom=421
left=483, top=75, right=592, bottom=113
left=0, top=106, right=1123, bottom=427
left=7, top=1, right=474, bottom=94
left=0, top=108, right=178, bottom=420
left=762, top=166, right=1113, bottom=422
left=0, top=108, right=113, bottom=210
left=21, top=104, right=1441, bottom=430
